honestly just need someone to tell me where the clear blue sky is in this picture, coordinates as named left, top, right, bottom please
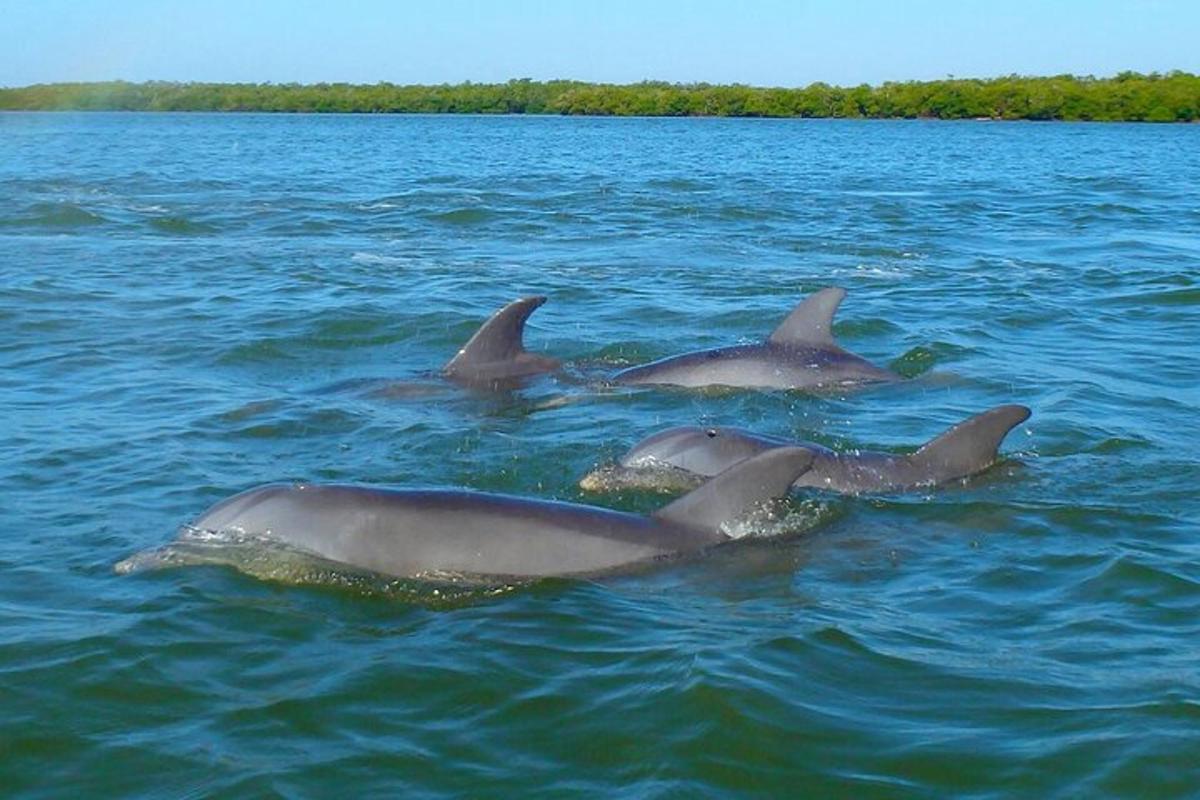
left=3, top=0, right=1198, bottom=87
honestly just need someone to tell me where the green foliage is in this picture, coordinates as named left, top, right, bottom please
left=1, top=73, right=1197, bottom=121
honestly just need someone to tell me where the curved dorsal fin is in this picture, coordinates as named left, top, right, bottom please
left=442, top=296, right=547, bottom=375
left=911, top=405, right=1031, bottom=478
left=766, top=287, right=846, bottom=348
left=653, top=447, right=815, bottom=534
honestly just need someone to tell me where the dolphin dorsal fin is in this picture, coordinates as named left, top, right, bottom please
left=652, top=447, right=815, bottom=534
left=766, top=287, right=847, bottom=348
left=912, top=405, right=1031, bottom=477
left=442, top=296, right=547, bottom=375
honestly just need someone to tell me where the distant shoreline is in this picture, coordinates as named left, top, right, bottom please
left=2, top=73, right=1197, bottom=122
left=4, top=110, right=1198, bottom=125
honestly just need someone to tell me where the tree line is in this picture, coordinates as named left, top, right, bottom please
left=2, top=73, right=1197, bottom=121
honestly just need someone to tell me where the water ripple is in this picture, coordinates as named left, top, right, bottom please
left=1, top=113, right=1198, bottom=797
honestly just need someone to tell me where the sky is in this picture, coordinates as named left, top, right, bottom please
left=3, top=0, right=1198, bottom=88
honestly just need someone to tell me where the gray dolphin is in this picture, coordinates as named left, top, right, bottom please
left=580, top=405, right=1031, bottom=495
left=611, top=287, right=899, bottom=391
left=319, top=296, right=560, bottom=397
left=176, top=448, right=817, bottom=580
left=440, top=296, right=560, bottom=388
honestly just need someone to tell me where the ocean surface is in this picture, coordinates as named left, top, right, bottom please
left=2, top=112, right=1198, bottom=798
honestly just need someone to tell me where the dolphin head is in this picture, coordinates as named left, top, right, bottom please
left=581, top=426, right=788, bottom=493
left=620, top=426, right=789, bottom=475
left=189, top=483, right=305, bottom=535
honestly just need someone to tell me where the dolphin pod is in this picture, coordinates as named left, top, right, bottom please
left=128, top=288, right=1031, bottom=583
left=611, top=287, right=899, bottom=391
left=182, top=448, right=817, bottom=579
left=579, top=405, right=1032, bottom=495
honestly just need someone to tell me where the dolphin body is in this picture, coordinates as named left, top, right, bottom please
left=180, top=448, right=817, bottom=580
left=440, top=296, right=560, bottom=389
left=580, top=405, right=1031, bottom=495
left=611, top=287, right=899, bottom=391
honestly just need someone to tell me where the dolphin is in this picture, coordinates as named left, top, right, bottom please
left=611, top=287, right=899, bottom=391
left=580, top=405, right=1031, bottom=495
left=440, top=296, right=560, bottom=388
left=174, top=448, right=817, bottom=580
left=318, top=296, right=560, bottom=397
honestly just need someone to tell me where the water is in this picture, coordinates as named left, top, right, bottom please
left=2, top=112, right=1199, bottom=797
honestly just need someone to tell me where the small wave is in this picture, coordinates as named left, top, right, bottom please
left=1074, top=555, right=1200, bottom=601
left=427, top=207, right=495, bottom=225
left=836, top=318, right=904, bottom=338
left=808, top=624, right=885, bottom=659
left=1091, top=202, right=1145, bottom=215
left=836, top=264, right=914, bottom=280
left=1107, top=287, right=1200, bottom=307
left=308, top=313, right=393, bottom=340
left=215, top=399, right=286, bottom=423
left=841, top=189, right=931, bottom=198
left=716, top=204, right=776, bottom=222
left=228, top=407, right=366, bottom=439
left=262, top=218, right=335, bottom=235
left=217, top=340, right=292, bottom=365
left=3, top=202, right=107, bottom=228
left=419, top=174, right=463, bottom=186
left=1085, top=436, right=1153, bottom=455
left=889, top=342, right=970, bottom=377
left=1058, top=174, right=1148, bottom=194
left=351, top=251, right=408, bottom=266
left=147, top=215, right=217, bottom=235
left=646, top=177, right=714, bottom=192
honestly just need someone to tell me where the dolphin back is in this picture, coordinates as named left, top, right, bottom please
left=652, top=447, right=815, bottom=534
left=909, top=405, right=1031, bottom=482
left=442, top=296, right=558, bottom=381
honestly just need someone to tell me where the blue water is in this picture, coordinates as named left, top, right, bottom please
left=2, top=112, right=1199, bottom=797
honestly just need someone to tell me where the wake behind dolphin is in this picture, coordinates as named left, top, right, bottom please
left=127, top=448, right=817, bottom=581
left=581, top=405, right=1031, bottom=495
left=611, top=287, right=899, bottom=391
